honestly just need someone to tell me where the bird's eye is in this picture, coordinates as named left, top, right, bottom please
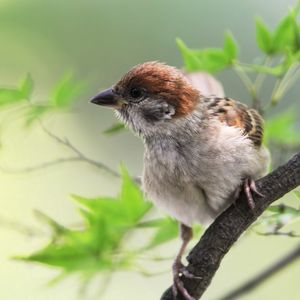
left=130, top=87, right=144, bottom=99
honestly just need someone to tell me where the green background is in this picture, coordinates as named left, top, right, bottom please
left=0, top=0, right=300, bottom=299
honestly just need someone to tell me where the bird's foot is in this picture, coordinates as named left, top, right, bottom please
left=243, top=178, right=264, bottom=210
left=172, top=261, right=201, bottom=300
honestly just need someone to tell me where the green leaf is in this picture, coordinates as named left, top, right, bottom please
left=264, top=110, right=300, bottom=145
left=196, top=50, right=229, bottom=73
left=51, top=73, right=85, bottom=108
left=24, top=105, right=50, bottom=126
left=34, top=210, right=68, bottom=235
left=177, top=35, right=237, bottom=74
left=103, top=123, right=126, bottom=135
left=254, top=9, right=300, bottom=56
left=17, top=167, right=151, bottom=282
left=20, top=74, right=34, bottom=99
left=0, top=88, right=23, bottom=106
left=254, top=8, right=300, bottom=56
left=223, top=31, right=239, bottom=62
left=273, top=13, right=296, bottom=54
left=255, top=17, right=274, bottom=54
left=0, top=74, right=34, bottom=106
left=120, top=165, right=152, bottom=223
left=248, top=64, right=284, bottom=77
left=246, top=49, right=300, bottom=78
left=176, top=38, right=203, bottom=72
left=146, top=218, right=178, bottom=249
left=290, top=10, right=300, bottom=51
left=177, top=39, right=228, bottom=73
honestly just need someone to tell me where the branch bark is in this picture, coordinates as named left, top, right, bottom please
left=161, top=152, right=300, bottom=300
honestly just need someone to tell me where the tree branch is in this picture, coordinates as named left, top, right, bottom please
left=161, top=152, right=300, bottom=300
left=218, top=243, right=300, bottom=300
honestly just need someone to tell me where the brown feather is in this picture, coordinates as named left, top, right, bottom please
left=116, top=62, right=199, bottom=117
left=205, top=96, right=264, bottom=147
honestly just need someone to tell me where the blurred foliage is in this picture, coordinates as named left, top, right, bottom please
left=26, top=73, right=86, bottom=126
left=0, top=0, right=299, bottom=298
left=106, top=2, right=300, bottom=148
left=16, top=168, right=180, bottom=285
left=176, top=1, right=300, bottom=168
left=176, top=32, right=238, bottom=74
left=177, top=2, right=300, bottom=111
left=256, top=192, right=300, bottom=237
left=0, top=72, right=85, bottom=127
left=0, top=74, right=33, bottom=106
left=264, top=111, right=300, bottom=146
left=136, top=217, right=180, bottom=250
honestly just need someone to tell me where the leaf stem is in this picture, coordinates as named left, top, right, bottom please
left=251, top=57, right=272, bottom=113
left=233, top=63, right=255, bottom=96
left=233, top=62, right=267, bottom=113
left=270, top=63, right=300, bottom=106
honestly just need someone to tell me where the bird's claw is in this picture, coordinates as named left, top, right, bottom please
left=243, top=178, right=264, bottom=210
left=172, top=261, right=201, bottom=300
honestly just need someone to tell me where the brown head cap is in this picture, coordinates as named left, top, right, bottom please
left=115, top=62, right=200, bottom=117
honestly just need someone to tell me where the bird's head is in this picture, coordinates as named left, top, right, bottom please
left=90, top=62, right=200, bottom=137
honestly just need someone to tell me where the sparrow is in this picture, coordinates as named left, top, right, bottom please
left=90, top=62, right=270, bottom=300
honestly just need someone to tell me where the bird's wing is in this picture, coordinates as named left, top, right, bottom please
left=204, top=96, right=263, bottom=147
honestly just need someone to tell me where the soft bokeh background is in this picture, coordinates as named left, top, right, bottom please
left=1, top=0, right=300, bottom=299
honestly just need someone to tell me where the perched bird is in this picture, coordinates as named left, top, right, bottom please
left=90, top=62, right=270, bottom=300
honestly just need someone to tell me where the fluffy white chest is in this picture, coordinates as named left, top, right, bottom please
left=142, top=175, right=213, bottom=226
left=142, top=136, right=222, bottom=226
left=142, top=123, right=269, bottom=226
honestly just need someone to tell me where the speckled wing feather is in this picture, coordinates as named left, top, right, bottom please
left=205, top=96, right=264, bottom=147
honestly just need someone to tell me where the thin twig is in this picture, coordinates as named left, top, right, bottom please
left=218, top=243, right=300, bottom=300
left=39, top=121, right=121, bottom=177
left=0, top=214, right=43, bottom=236
left=278, top=67, right=300, bottom=98
left=252, top=57, right=271, bottom=114
left=0, top=122, right=121, bottom=178
left=255, top=230, right=300, bottom=238
left=0, top=157, right=85, bottom=173
left=253, top=57, right=270, bottom=94
left=233, top=64, right=255, bottom=96
left=270, top=63, right=300, bottom=106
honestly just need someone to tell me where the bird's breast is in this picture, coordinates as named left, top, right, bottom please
left=142, top=144, right=216, bottom=226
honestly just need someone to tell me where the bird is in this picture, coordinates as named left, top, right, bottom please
left=90, top=62, right=270, bottom=300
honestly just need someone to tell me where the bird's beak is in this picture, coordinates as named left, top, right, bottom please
left=90, top=88, right=127, bottom=108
